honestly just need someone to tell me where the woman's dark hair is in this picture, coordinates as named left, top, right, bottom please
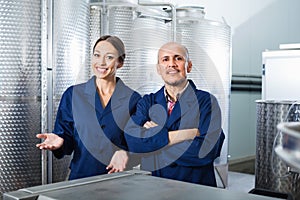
left=93, top=35, right=126, bottom=64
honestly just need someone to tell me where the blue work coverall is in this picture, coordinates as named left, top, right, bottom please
left=125, top=80, right=225, bottom=187
left=53, top=76, right=141, bottom=180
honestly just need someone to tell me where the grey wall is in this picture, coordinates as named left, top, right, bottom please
left=138, top=0, right=300, bottom=160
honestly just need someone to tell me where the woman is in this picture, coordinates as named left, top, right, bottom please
left=36, top=35, right=141, bottom=180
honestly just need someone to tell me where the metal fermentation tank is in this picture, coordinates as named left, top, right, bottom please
left=0, top=0, right=91, bottom=197
left=0, top=0, right=42, bottom=196
left=276, top=122, right=300, bottom=173
left=90, top=1, right=172, bottom=95
left=50, top=0, right=91, bottom=183
left=256, top=100, right=300, bottom=199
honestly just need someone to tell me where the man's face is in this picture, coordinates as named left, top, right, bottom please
left=157, top=43, right=192, bottom=87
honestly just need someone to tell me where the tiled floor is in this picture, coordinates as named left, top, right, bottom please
left=216, top=170, right=255, bottom=193
left=216, top=158, right=255, bottom=194
left=227, top=171, right=255, bottom=192
left=227, top=158, right=256, bottom=193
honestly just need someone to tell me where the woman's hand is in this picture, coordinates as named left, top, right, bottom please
left=106, top=150, right=129, bottom=174
left=36, top=133, right=64, bottom=150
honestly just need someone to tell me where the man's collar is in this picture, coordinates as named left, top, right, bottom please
left=164, top=81, right=189, bottom=103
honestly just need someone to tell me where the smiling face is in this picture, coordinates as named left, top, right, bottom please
left=92, top=41, right=122, bottom=80
left=157, top=42, right=192, bottom=87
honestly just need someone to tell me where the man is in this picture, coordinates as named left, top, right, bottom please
left=124, top=42, right=225, bottom=187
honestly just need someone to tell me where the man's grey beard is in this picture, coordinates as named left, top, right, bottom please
left=165, top=77, right=187, bottom=87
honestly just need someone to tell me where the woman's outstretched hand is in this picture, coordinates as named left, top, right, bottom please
left=36, top=133, right=64, bottom=150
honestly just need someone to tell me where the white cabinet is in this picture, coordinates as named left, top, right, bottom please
left=262, top=46, right=300, bottom=101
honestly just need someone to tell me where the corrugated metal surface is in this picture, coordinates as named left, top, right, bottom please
left=0, top=0, right=42, bottom=196
left=256, top=100, right=300, bottom=199
left=89, top=5, right=102, bottom=60
left=121, top=8, right=171, bottom=95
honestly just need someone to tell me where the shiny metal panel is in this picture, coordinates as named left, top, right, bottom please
left=114, top=6, right=171, bottom=95
left=0, top=99, right=41, bottom=191
left=52, top=0, right=91, bottom=96
left=89, top=5, right=102, bottom=57
left=255, top=100, right=300, bottom=199
left=51, top=0, right=91, bottom=183
left=0, top=0, right=42, bottom=197
left=0, top=1, right=41, bottom=96
left=276, top=122, right=300, bottom=172
left=3, top=170, right=280, bottom=200
left=121, top=14, right=171, bottom=95
left=41, top=0, right=51, bottom=185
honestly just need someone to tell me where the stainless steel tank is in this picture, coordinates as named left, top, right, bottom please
left=0, top=0, right=42, bottom=196
left=90, top=4, right=102, bottom=55
left=276, top=122, right=300, bottom=172
left=90, top=1, right=172, bottom=95
left=256, top=100, right=300, bottom=199
left=175, top=6, right=231, bottom=184
left=0, top=0, right=91, bottom=196
left=123, top=5, right=173, bottom=95
left=50, top=0, right=91, bottom=183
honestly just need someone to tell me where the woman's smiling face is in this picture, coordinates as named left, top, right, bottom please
left=92, top=40, right=122, bottom=80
